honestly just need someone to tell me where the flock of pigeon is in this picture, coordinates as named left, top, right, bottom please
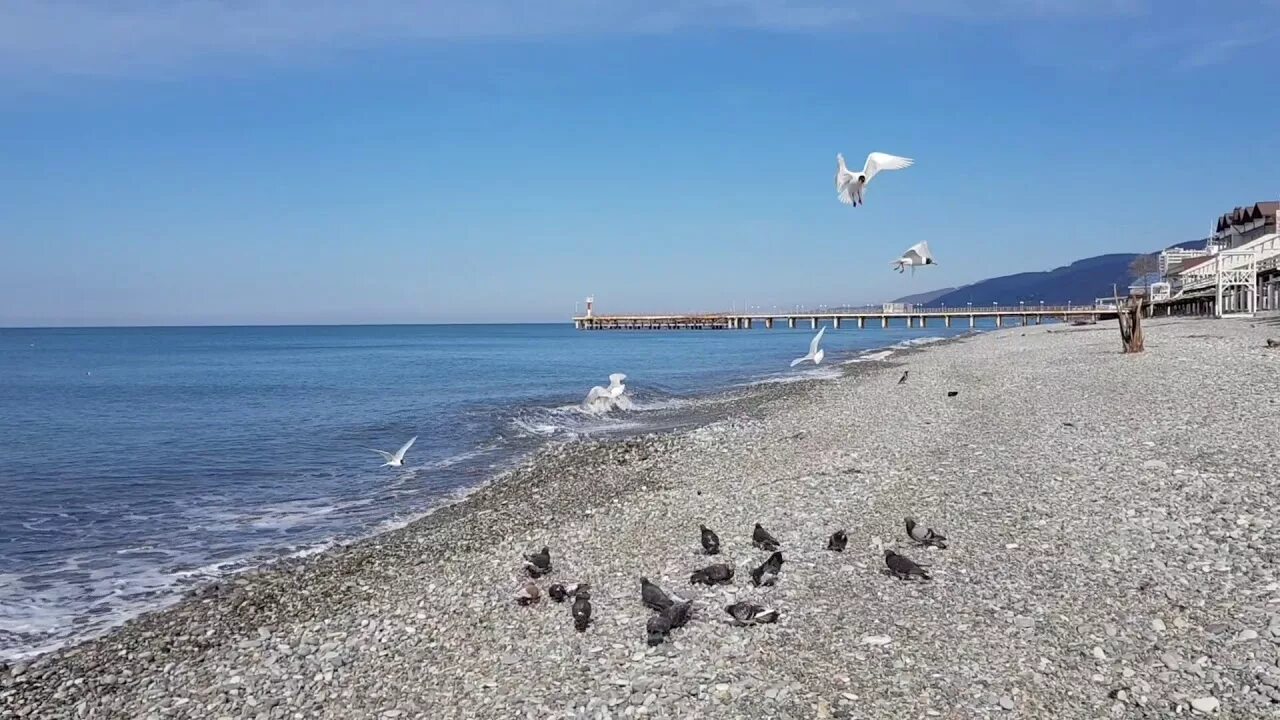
left=512, top=515, right=950, bottom=645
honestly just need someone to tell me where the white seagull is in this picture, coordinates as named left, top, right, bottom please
left=790, top=327, right=826, bottom=367
left=368, top=435, right=417, bottom=467
left=836, top=152, right=914, bottom=207
left=891, top=241, right=938, bottom=274
left=584, top=373, right=630, bottom=412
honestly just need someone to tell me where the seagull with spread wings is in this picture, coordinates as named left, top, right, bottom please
left=836, top=152, right=914, bottom=207
left=891, top=241, right=937, bottom=275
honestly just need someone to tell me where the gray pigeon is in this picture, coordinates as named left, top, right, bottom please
left=640, top=576, right=674, bottom=611
left=548, top=583, right=568, bottom=603
left=898, top=370, right=909, bottom=384
left=700, top=525, right=721, bottom=555
left=514, top=582, right=541, bottom=606
left=946, top=390, right=959, bottom=397
left=690, top=563, right=734, bottom=585
left=827, top=530, right=847, bottom=552
left=571, top=591, right=592, bottom=632
left=524, top=547, right=552, bottom=578
left=752, top=523, right=780, bottom=551
left=884, top=549, right=930, bottom=580
left=905, top=517, right=948, bottom=549
left=750, top=551, right=784, bottom=587
left=725, top=602, right=779, bottom=626
left=1267, top=338, right=1278, bottom=348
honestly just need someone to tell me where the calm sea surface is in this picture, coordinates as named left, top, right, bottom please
left=0, top=321, right=990, bottom=658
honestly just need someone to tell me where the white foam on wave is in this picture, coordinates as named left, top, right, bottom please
left=891, top=335, right=947, bottom=349
left=844, top=349, right=896, bottom=364
left=748, top=365, right=844, bottom=385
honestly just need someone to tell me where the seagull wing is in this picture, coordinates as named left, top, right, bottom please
left=809, top=326, right=826, bottom=356
left=915, top=241, right=935, bottom=264
left=392, top=435, right=417, bottom=463
left=862, top=152, right=914, bottom=184
left=367, top=448, right=396, bottom=463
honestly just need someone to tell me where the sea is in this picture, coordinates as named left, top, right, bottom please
left=0, top=321, right=992, bottom=659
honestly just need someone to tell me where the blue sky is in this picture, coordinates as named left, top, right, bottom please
left=2, top=1, right=1278, bottom=326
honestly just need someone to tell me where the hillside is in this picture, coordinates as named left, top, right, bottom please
left=894, top=253, right=1140, bottom=307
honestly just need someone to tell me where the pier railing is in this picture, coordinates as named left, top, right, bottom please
left=573, top=306, right=1109, bottom=330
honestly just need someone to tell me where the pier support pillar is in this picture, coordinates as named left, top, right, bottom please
left=765, top=318, right=773, bottom=329
left=920, top=316, right=927, bottom=328
left=833, top=317, right=841, bottom=329
left=745, top=318, right=752, bottom=329
left=1021, top=315, right=1028, bottom=326
left=906, top=316, right=913, bottom=328
left=882, top=317, right=888, bottom=328
left=1035, top=315, right=1042, bottom=325
left=787, top=317, right=796, bottom=329
left=945, top=316, right=952, bottom=328
left=969, top=315, right=975, bottom=328
left=858, top=317, right=865, bottom=329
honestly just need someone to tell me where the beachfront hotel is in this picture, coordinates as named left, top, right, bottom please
left=1158, top=200, right=1280, bottom=316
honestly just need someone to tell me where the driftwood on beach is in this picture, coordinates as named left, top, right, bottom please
left=1117, top=295, right=1145, bottom=353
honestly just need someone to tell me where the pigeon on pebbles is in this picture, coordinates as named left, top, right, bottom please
left=700, top=524, right=721, bottom=555
left=571, top=590, right=592, bottom=632
left=690, top=563, right=735, bottom=585
left=884, top=549, right=931, bottom=580
left=753, top=523, right=781, bottom=551
left=751, top=551, right=784, bottom=587
left=905, top=517, right=948, bottom=549
left=726, top=602, right=779, bottom=626
left=827, top=530, right=848, bottom=552
left=640, top=576, right=678, bottom=612
left=524, top=547, right=552, bottom=578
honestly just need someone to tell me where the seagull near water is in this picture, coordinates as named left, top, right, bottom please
left=836, top=152, right=914, bottom=207
left=367, top=435, right=417, bottom=468
left=584, top=373, right=630, bottom=413
left=790, top=327, right=826, bottom=367
left=891, top=241, right=938, bottom=275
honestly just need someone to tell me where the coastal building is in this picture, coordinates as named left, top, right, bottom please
left=1159, top=200, right=1280, bottom=316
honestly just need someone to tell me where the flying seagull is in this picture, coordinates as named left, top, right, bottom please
left=367, top=436, right=417, bottom=468
left=753, top=523, right=781, bottom=552
left=827, top=530, right=848, bottom=552
left=584, top=373, right=630, bottom=413
left=524, top=547, right=552, bottom=578
left=700, top=525, right=721, bottom=555
left=891, top=241, right=937, bottom=275
left=790, top=327, right=826, bottom=367
left=905, top=517, right=948, bottom=549
left=725, top=602, right=779, bottom=626
left=836, top=152, right=914, bottom=207
left=884, top=549, right=931, bottom=580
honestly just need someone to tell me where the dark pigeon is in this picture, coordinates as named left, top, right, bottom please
left=700, top=525, right=721, bottom=555
left=1267, top=338, right=1278, bottom=348
left=884, top=549, right=930, bottom=580
left=752, top=523, right=780, bottom=551
left=571, top=591, right=592, bottom=632
left=905, top=517, right=948, bottom=549
left=725, top=602, right=779, bottom=626
left=524, top=547, right=552, bottom=578
left=750, top=551, right=784, bottom=587
left=645, top=612, right=672, bottom=646
left=640, top=576, right=674, bottom=611
left=662, top=599, right=694, bottom=630
left=827, top=529, right=848, bottom=552
left=689, top=563, right=734, bottom=585
left=898, top=370, right=909, bottom=385
left=946, top=390, right=959, bottom=398
left=548, top=584, right=568, bottom=603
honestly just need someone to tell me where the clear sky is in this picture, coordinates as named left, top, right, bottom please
left=2, top=1, right=1278, bottom=326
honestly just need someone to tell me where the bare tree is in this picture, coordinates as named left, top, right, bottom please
left=1129, top=254, right=1159, bottom=280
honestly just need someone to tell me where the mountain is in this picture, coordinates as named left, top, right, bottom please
left=894, top=253, right=1141, bottom=307
left=892, top=287, right=957, bottom=305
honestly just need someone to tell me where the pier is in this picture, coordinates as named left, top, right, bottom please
left=573, top=306, right=1110, bottom=330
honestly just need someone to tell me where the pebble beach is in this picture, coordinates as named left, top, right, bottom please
left=4, top=316, right=1280, bottom=719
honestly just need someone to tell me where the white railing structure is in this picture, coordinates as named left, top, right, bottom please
left=1149, top=282, right=1171, bottom=302
left=1172, top=232, right=1279, bottom=316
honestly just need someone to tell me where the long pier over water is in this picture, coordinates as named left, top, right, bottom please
left=573, top=306, right=1110, bottom=330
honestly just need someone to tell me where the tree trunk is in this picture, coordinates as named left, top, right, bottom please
left=1117, top=296, right=1145, bottom=353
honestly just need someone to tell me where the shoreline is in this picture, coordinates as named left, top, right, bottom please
left=0, top=328, right=968, bottom=666
left=6, top=318, right=1278, bottom=718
